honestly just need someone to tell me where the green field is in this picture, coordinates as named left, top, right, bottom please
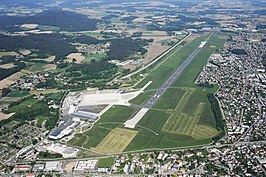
left=0, top=101, right=13, bottom=105
left=36, top=115, right=48, bottom=127
left=8, top=98, right=38, bottom=113
left=97, top=157, right=115, bottom=168
left=69, top=32, right=227, bottom=152
left=135, top=36, right=204, bottom=90
left=153, top=87, right=187, bottom=110
left=6, top=89, right=29, bottom=98
left=82, top=53, right=106, bottom=63
left=45, top=92, right=65, bottom=101
left=129, top=91, right=156, bottom=106
left=38, top=25, right=61, bottom=31
left=27, top=63, right=47, bottom=72
left=68, top=133, right=88, bottom=147
left=68, top=105, right=139, bottom=149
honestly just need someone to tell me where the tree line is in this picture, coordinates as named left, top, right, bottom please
left=207, top=94, right=226, bottom=142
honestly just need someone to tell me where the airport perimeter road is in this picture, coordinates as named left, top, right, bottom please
left=144, top=41, right=207, bottom=108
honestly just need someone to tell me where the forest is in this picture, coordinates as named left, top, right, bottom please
left=106, top=38, right=150, bottom=61
left=0, top=10, right=100, bottom=31
left=66, top=62, right=117, bottom=81
left=208, top=94, right=226, bottom=142
left=0, top=34, right=77, bottom=59
left=0, top=62, right=26, bottom=80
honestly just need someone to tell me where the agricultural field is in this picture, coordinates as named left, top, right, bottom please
left=37, top=25, right=60, bottom=31
left=0, top=51, right=17, bottom=58
left=29, top=89, right=61, bottom=95
left=69, top=32, right=227, bottom=153
left=45, top=92, right=65, bottom=101
left=92, top=128, right=138, bottom=154
left=27, top=63, right=47, bottom=72
left=8, top=98, right=38, bottom=113
left=6, top=89, right=29, bottom=98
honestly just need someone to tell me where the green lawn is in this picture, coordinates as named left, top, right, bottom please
left=27, top=63, right=47, bottom=72
left=153, top=87, right=187, bottom=110
left=45, top=92, right=64, bottom=101
left=8, top=98, right=38, bottom=113
left=97, top=157, right=115, bottom=168
left=129, top=91, right=156, bottom=106
left=36, top=115, right=48, bottom=127
left=6, top=89, right=29, bottom=98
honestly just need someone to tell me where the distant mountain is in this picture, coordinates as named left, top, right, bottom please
left=0, top=0, right=57, bottom=7
left=0, top=10, right=100, bottom=32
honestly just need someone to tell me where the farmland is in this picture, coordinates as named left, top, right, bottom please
left=92, top=128, right=138, bottom=154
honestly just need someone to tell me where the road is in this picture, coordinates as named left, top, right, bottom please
left=144, top=41, right=207, bottom=108
left=8, top=140, right=266, bottom=166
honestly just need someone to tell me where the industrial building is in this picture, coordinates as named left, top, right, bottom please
left=71, top=111, right=98, bottom=120
left=49, top=119, right=82, bottom=140
left=45, top=161, right=62, bottom=172
left=74, top=160, right=98, bottom=172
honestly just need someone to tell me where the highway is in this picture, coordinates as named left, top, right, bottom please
left=144, top=41, right=207, bottom=108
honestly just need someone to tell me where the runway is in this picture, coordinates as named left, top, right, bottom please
left=125, top=41, right=207, bottom=128
left=144, top=41, right=207, bottom=108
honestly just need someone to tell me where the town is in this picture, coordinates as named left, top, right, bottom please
left=197, top=32, right=266, bottom=144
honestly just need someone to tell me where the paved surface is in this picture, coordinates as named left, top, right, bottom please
left=124, top=108, right=149, bottom=128
left=125, top=41, right=207, bottom=128
left=79, top=81, right=152, bottom=107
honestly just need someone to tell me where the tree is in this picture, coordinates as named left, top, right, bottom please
left=72, top=58, right=77, bottom=63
